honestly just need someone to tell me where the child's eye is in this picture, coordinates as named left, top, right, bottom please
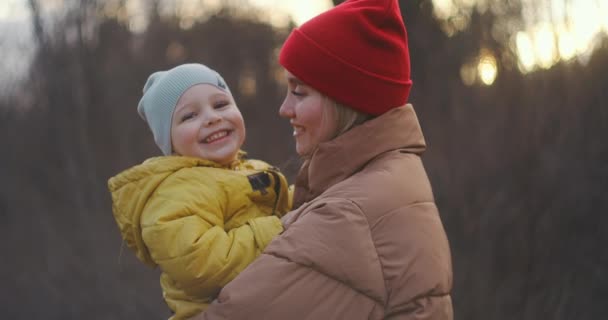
left=181, top=112, right=196, bottom=122
left=214, top=101, right=230, bottom=109
left=291, top=90, right=305, bottom=97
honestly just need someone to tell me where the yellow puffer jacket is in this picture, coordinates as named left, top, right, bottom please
left=108, top=155, right=290, bottom=320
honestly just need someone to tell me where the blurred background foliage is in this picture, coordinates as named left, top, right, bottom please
left=0, top=0, right=607, bottom=319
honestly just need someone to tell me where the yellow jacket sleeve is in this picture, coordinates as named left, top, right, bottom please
left=140, top=177, right=283, bottom=298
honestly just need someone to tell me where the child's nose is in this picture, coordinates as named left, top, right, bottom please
left=204, top=110, right=221, bottom=126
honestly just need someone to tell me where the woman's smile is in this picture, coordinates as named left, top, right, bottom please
left=292, top=124, right=305, bottom=137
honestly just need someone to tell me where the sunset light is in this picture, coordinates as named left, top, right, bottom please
left=1, top=0, right=607, bottom=89
left=432, top=0, right=608, bottom=78
left=516, top=32, right=536, bottom=73
left=478, top=51, right=497, bottom=86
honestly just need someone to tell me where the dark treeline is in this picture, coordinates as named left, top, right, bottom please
left=1, top=0, right=607, bottom=319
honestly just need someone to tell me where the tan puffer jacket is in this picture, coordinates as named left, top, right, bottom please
left=199, top=105, right=453, bottom=320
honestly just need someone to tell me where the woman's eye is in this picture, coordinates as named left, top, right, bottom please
left=181, top=112, right=196, bottom=122
left=291, top=90, right=305, bottom=97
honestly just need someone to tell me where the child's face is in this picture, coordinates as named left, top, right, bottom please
left=171, top=84, right=245, bottom=165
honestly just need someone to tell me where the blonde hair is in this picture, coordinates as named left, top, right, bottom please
left=324, top=97, right=374, bottom=140
left=302, top=95, right=374, bottom=159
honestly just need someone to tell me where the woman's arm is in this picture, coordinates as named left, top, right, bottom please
left=192, top=199, right=452, bottom=320
left=192, top=199, right=385, bottom=319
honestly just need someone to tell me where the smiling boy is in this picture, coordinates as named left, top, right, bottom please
left=108, top=63, right=290, bottom=320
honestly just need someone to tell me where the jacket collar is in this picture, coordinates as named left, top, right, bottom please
left=110, top=150, right=249, bottom=191
left=293, top=104, right=427, bottom=208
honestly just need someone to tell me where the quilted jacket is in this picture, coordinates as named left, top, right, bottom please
left=199, top=105, right=453, bottom=320
left=108, top=155, right=290, bottom=319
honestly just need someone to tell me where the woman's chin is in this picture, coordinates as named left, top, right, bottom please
left=295, top=145, right=308, bottom=156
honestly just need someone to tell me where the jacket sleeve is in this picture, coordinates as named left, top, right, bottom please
left=377, top=202, right=453, bottom=320
left=196, top=199, right=386, bottom=320
left=384, top=294, right=453, bottom=319
left=140, top=176, right=283, bottom=298
left=195, top=199, right=453, bottom=320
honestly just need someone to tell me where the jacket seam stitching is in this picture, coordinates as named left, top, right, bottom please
left=264, top=251, right=385, bottom=306
left=341, top=199, right=389, bottom=310
left=362, top=200, right=438, bottom=314
left=369, top=201, right=435, bottom=230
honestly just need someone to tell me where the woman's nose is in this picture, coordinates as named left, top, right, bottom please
left=279, top=97, right=294, bottom=118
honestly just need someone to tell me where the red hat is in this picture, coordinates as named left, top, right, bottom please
left=279, top=0, right=412, bottom=116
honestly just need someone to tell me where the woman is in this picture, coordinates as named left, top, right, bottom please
left=195, top=0, right=453, bottom=318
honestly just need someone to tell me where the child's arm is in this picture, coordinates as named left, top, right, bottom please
left=140, top=178, right=283, bottom=299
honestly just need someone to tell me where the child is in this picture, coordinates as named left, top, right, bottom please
left=108, top=63, right=290, bottom=320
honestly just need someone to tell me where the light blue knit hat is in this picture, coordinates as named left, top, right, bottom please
left=137, top=63, right=231, bottom=155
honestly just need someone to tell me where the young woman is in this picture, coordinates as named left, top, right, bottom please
left=195, top=0, right=453, bottom=318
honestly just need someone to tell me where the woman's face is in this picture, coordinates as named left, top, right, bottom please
left=279, top=71, right=337, bottom=156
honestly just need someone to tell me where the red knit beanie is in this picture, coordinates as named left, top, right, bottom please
left=279, top=0, right=412, bottom=116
